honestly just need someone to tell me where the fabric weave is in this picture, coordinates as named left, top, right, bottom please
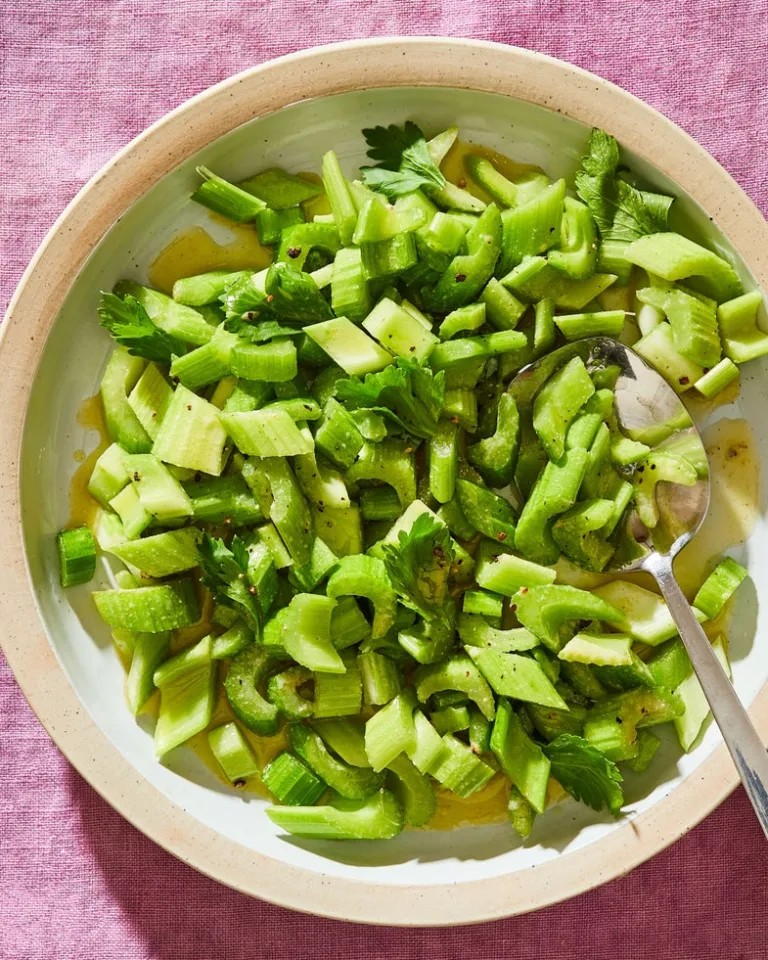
left=2, top=3, right=768, bottom=958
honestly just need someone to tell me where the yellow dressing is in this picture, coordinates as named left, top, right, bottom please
left=441, top=139, right=542, bottom=202
left=68, top=393, right=109, bottom=530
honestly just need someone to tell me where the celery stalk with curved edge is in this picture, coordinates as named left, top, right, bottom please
left=267, top=789, right=404, bottom=840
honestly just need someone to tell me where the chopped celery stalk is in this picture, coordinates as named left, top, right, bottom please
left=359, top=650, right=401, bottom=705
left=321, top=150, right=357, bottom=245
left=611, top=437, right=651, bottom=467
left=109, top=484, right=151, bottom=539
left=331, top=247, right=371, bottom=322
left=624, top=232, right=742, bottom=303
left=208, top=722, right=260, bottom=783
left=255, top=206, right=304, bottom=246
left=277, top=222, right=341, bottom=271
left=633, top=451, right=697, bottom=529
left=512, top=583, right=625, bottom=652
left=314, top=650, right=363, bottom=718
left=693, top=557, right=748, bottom=619
left=555, top=310, right=626, bottom=340
left=312, top=718, right=371, bottom=767
left=501, top=256, right=615, bottom=310
left=329, top=597, right=371, bottom=650
left=93, top=581, right=199, bottom=631
left=638, top=282, right=722, bottom=368
left=288, top=536, right=337, bottom=592
left=224, top=643, right=280, bottom=735
left=467, top=647, right=567, bottom=708
left=431, top=704, right=471, bottom=734
left=548, top=196, right=598, bottom=280
left=491, top=698, right=550, bottom=813
left=467, top=392, right=521, bottom=489
left=212, top=621, right=252, bottom=660
left=361, top=232, right=418, bottom=279
left=422, top=204, right=503, bottom=312
left=533, top=298, right=556, bottom=357
left=362, top=298, right=438, bottom=361
left=624, top=730, right=661, bottom=773
left=633, top=322, right=703, bottom=393
left=289, top=723, right=385, bottom=798
left=127, top=362, right=173, bottom=438
left=439, top=303, right=486, bottom=340
left=717, top=290, right=768, bottom=363
left=346, top=440, right=416, bottom=509
left=114, top=281, right=214, bottom=345
left=558, top=632, right=634, bottom=667
left=108, top=528, right=201, bottom=578
left=508, top=786, right=536, bottom=838
left=173, top=270, right=251, bottom=306
left=593, top=581, right=706, bottom=645
left=514, top=448, right=590, bottom=564
left=315, top=398, right=365, bottom=470
left=100, top=348, right=152, bottom=454
left=479, top=278, right=527, bottom=331
left=465, top=155, right=547, bottom=208
left=87, top=442, right=130, bottom=507
left=456, top=478, right=516, bottom=545
left=499, top=179, right=566, bottom=274
left=267, top=789, right=404, bottom=840
left=304, top=317, right=393, bottom=376
left=398, top=616, right=454, bottom=665
left=674, top=635, right=730, bottom=751
left=365, top=693, right=417, bottom=772
left=414, top=654, right=495, bottom=720
left=123, top=453, right=192, bottom=522
left=267, top=665, right=314, bottom=720
left=360, top=486, right=402, bottom=521
left=126, top=630, right=171, bottom=714
left=282, top=593, right=344, bottom=674
left=430, top=329, right=527, bottom=370
left=386, top=753, right=436, bottom=827
left=462, top=589, right=504, bottom=620
left=533, top=356, right=595, bottom=461
left=57, top=526, right=97, bottom=587
left=314, top=503, right=364, bottom=558
left=93, top=510, right=127, bottom=552
left=405, top=710, right=446, bottom=774
left=154, top=636, right=216, bottom=757
left=220, top=408, right=313, bottom=458
left=230, top=339, right=298, bottom=383
left=428, top=419, right=458, bottom=504
left=694, top=358, right=739, bottom=398
left=186, top=474, right=264, bottom=527
left=430, top=734, right=495, bottom=798
left=223, top=379, right=274, bottom=414
left=170, top=326, right=237, bottom=391
left=151, top=384, right=227, bottom=475
left=475, top=546, right=556, bottom=595
left=238, top=167, right=323, bottom=208
left=636, top=301, right=665, bottom=336
left=326, top=554, right=397, bottom=640
left=457, top=614, right=539, bottom=653
left=262, top=752, right=326, bottom=805
left=468, top=706, right=492, bottom=753
left=551, top=499, right=615, bottom=573
left=584, top=687, right=684, bottom=761
left=192, top=166, right=266, bottom=221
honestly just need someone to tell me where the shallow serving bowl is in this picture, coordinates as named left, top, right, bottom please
left=2, top=38, right=768, bottom=925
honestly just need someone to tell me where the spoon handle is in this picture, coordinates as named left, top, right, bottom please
left=649, top=555, right=768, bottom=840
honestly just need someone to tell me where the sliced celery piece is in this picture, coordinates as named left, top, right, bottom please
left=512, top=583, right=625, bottom=652
left=533, top=356, right=595, bottom=461
left=152, top=384, right=228, bottom=475
left=467, top=647, right=567, bottom=709
left=267, top=789, right=404, bottom=840
left=693, top=557, right=748, bottom=620
left=457, top=615, right=538, bottom=653
left=127, top=362, right=173, bottom=439
left=154, top=635, right=216, bottom=757
left=267, top=665, right=314, bottom=720
left=108, top=528, right=201, bottom=578
left=555, top=310, right=626, bottom=340
left=414, top=654, right=495, bottom=720
left=633, top=322, right=703, bottom=393
left=220, top=408, right=313, bottom=458
left=100, top=348, right=153, bottom=454
left=499, top=179, right=566, bottom=274
left=109, top=484, right=152, bottom=540
left=87, top=442, right=130, bottom=507
left=346, top=439, right=417, bottom=508
left=208, top=722, right=260, bottom=783
left=365, top=692, right=417, bottom=772
left=592, top=581, right=706, bottom=645
left=362, top=298, right=438, bottom=361
left=475, top=546, right=556, bottom=595
left=238, top=167, right=323, bottom=208
left=170, top=325, right=237, bottom=390
left=305, top=317, right=393, bottom=376
left=491, top=698, right=550, bottom=814
left=331, top=247, right=371, bottom=322
left=321, top=150, right=357, bottom=245
left=281, top=593, right=344, bottom=674
left=717, top=290, right=768, bottom=363
left=262, top=752, right=326, bottom=805
left=674, top=635, right=730, bottom=751
left=430, top=734, right=495, bottom=798
left=386, top=753, right=436, bottom=827
left=192, top=166, right=266, bottom=222
left=173, top=270, right=251, bottom=306
left=326, top=555, right=397, bottom=640
left=123, top=453, right=192, bottom=522
left=57, top=526, right=97, bottom=587
left=289, top=723, right=384, bottom=798
left=694, top=358, right=739, bottom=398
left=624, top=232, right=742, bottom=303
left=126, top=630, right=171, bottom=714
left=358, top=650, right=401, bottom=705
left=224, top=643, right=280, bottom=735
left=93, top=580, right=198, bottom=631
left=115, top=281, right=214, bottom=345
left=230, top=338, right=297, bottom=382
left=314, top=650, right=363, bottom=718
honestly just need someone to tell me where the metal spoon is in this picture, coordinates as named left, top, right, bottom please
left=511, top=336, right=768, bottom=837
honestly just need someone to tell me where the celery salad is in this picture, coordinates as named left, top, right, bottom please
left=57, top=123, right=764, bottom=842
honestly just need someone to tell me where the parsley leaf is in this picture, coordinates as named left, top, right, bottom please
left=360, top=122, right=446, bottom=200
left=543, top=734, right=624, bottom=815
left=224, top=317, right=303, bottom=343
left=264, top=262, right=334, bottom=324
left=198, top=533, right=261, bottom=629
left=362, top=121, right=425, bottom=168
left=381, top=513, right=455, bottom=622
left=574, top=128, right=674, bottom=244
left=335, top=358, right=445, bottom=439
left=98, top=292, right=186, bottom=363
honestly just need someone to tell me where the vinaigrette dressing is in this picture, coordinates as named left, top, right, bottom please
left=67, top=146, right=762, bottom=830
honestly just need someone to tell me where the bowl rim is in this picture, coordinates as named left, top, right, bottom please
left=1, top=36, right=767, bottom=926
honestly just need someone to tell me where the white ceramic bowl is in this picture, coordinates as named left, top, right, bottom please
left=2, top=38, right=767, bottom=925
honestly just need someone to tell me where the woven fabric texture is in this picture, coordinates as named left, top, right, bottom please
left=2, top=3, right=767, bottom=958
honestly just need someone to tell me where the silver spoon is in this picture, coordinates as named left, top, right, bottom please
left=511, top=336, right=768, bottom=837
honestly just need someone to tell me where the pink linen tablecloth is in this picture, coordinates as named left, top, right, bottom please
left=2, top=3, right=768, bottom=958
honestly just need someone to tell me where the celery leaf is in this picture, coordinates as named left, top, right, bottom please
left=98, top=292, right=186, bottom=363
left=544, top=733, right=624, bottom=815
left=361, top=122, right=446, bottom=200
left=381, top=513, right=455, bottom=622
left=198, top=533, right=261, bottom=629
